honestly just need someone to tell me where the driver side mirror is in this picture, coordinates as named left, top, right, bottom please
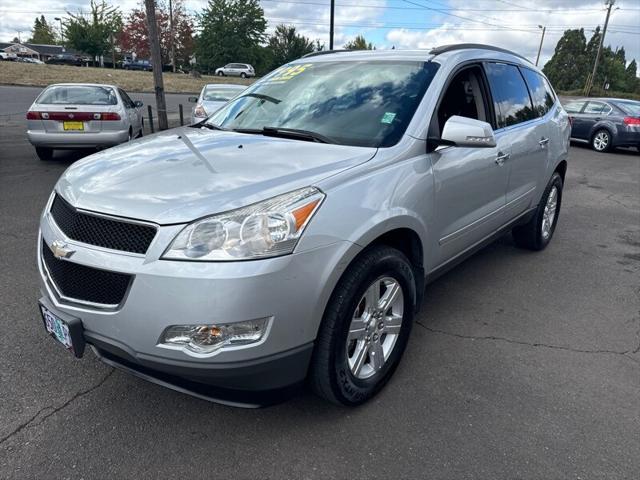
left=436, top=115, right=496, bottom=148
left=188, top=96, right=198, bottom=103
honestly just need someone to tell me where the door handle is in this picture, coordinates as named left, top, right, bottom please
left=539, top=137, right=550, bottom=147
left=495, top=152, right=510, bottom=166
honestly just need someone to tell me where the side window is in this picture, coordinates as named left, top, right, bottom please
left=520, top=67, right=555, bottom=118
left=601, top=104, right=613, bottom=115
left=118, top=89, right=134, bottom=109
left=433, top=66, right=489, bottom=136
left=583, top=102, right=606, bottom=115
left=564, top=101, right=586, bottom=114
left=485, top=62, right=535, bottom=128
left=542, top=77, right=557, bottom=110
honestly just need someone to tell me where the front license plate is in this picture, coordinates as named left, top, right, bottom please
left=39, top=303, right=85, bottom=357
left=63, top=121, right=84, bottom=131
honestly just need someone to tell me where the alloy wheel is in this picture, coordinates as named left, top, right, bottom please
left=541, top=186, right=558, bottom=240
left=593, top=131, right=609, bottom=151
left=346, top=276, right=404, bottom=379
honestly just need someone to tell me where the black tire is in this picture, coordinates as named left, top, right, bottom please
left=240, top=72, right=247, bottom=78
left=217, top=71, right=224, bottom=76
left=591, top=129, right=612, bottom=152
left=309, top=245, right=416, bottom=406
left=512, top=172, right=563, bottom=251
left=35, top=147, right=53, bottom=161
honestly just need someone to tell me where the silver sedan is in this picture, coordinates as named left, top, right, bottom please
left=188, top=83, right=246, bottom=124
left=26, top=83, right=144, bottom=160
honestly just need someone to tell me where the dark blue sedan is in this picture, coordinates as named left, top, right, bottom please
left=564, top=98, right=640, bottom=152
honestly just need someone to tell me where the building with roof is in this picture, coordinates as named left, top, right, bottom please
left=0, top=42, right=82, bottom=62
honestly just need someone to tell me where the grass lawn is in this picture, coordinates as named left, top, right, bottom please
left=0, top=61, right=255, bottom=93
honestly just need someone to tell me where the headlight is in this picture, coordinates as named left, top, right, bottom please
left=194, top=104, right=207, bottom=118
left=159, top=318, right=270, bottom=355
left=163, top=187, right=324, bottom=261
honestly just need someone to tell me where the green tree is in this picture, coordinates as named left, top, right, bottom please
left=267, top=24, right=315, bottom=70
left=28, top=16, right=57, bottom=44
left=196, top=0, right=266, bottom=74
left=625, top=60, right=639, bottom=93
left=344, top=35, right=373, bottom=50
left=65, top=0, right=122, bottom=65
left=543, top=29, right=588, bottom=90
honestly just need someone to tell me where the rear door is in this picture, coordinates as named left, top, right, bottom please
left=573, top=101, right=607, bottom=139
left=484, top=62, right=543, bottom=219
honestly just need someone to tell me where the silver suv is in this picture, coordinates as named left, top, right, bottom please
left=214, top=63, right=255, bottom=78
left=38, top=45, right=570, bottom=407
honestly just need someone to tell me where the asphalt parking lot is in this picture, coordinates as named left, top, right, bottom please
left=0, top=85, right=639, bottom=479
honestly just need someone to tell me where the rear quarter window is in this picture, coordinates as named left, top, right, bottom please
left=520, top=67, right=555, bottom=117
left=485, top=63, right=535, bottom=128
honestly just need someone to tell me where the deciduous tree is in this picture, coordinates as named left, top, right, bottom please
left=64, top=0, right=122, bottom=65
left=344, top=35, right=373, bottom=50
left=267, top=24, right=315, bottom=70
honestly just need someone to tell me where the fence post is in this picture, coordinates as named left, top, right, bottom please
left=147, top=105, right=155, bottom=133
left=179, top=104, right=184, bottom=126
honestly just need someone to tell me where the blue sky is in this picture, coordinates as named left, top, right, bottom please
left=1, top=0, right=639, bottom=68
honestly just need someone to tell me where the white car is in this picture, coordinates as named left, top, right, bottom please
left=26, top=83, right=144, bottom=160
left=188, top=83, right=246, bottom=124
left=214, top=63, right=255, bottom=78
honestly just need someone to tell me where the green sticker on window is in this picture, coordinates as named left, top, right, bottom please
left=381, top=112, right=396, bottom=124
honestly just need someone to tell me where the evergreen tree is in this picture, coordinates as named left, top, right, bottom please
left=543, top=29, right=588, bottom=90
left=344, top=35, right=374, bottom=50
left=196, top=0, right=267, bottom=74
left=267, top=25, right=315, bottom=70
left=29, top=16, right=57, bottom=44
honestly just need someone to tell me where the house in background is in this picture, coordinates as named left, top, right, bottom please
left=0, top=42, right=82, bottom=62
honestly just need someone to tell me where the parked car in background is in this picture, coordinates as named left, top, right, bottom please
left=37, top=46, right=569, bottom=407
left=0, top=52, right=18, bottom=61
left=564, top=98, right=640, bottom=152
left=214, top=63, right=255, bottom=78
left=26, top=83, right=144, bottom=160
left=18, top=57, right=45, bottom=64
left=123, top=59, right=153, bottom=71
left=46, top=54, right=81, bottom=66
left=188, top=83, right=246, bottom=124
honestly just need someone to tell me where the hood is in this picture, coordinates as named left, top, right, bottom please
left=57, top=127, right=377, bottom=224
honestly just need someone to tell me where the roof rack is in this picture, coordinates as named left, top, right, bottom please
left=429, top=44, right=532, bottom=64
left=302, top=49, right=351, bottom=58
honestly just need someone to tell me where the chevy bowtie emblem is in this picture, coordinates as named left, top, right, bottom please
left=50, top=240, right=74, bottom=259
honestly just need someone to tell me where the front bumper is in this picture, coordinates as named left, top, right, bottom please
left=27, top=129, right=129, bottom=148
left=38, top=208, right=357, bottom=402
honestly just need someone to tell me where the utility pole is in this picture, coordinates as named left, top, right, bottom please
left=169, top=0, right=176, bottom=72
left=109, top=32, right=116, bottom=69
left=585, top=0, right=615, bottom=96
left=329, top=0, right=335, bottom=50
left=17, top=31, right=22, bottom=43
left=535, top=25, right=546, bottom=66
left=144, top=0, right=168, bottom=130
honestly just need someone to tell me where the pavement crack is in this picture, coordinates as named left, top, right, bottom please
left=416, top=321, right=638, bottom=358
left=0, top=368, right=114, bottom=446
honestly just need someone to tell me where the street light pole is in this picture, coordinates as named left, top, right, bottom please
left=585, top=0, right=616, bottom=96
left=535, top=25, right=546, bottom=66
left=329, top=0, right=335, bottom=50
left=54, top=17, right=63, bottom=43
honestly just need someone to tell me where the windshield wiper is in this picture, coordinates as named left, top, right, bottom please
left=262, top=126, right=335, bottom=144
left=200, top=122, right=228, bottom=131
left=237, top=93, right=281, bottom=104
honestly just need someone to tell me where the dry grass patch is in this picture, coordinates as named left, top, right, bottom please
left=0, top=62, right=255, bottom=93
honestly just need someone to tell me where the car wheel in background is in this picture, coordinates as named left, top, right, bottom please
left=217, top=71, right=224, bottom=76
left=309, top=245, right=416, bottom=406
left=591, top=129, right=612, bottom=152
left=240, top=72, right=247, bottom=78
left=512, top=172, right=563, bottom=251
left=35, top=147, right=53, bottom=161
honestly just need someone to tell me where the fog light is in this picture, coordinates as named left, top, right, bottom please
left=158, top=318, right=270, bottom=355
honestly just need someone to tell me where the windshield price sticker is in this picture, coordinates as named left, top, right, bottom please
left=266, top=64, right=313, bottom=84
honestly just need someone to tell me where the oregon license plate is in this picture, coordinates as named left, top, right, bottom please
left=39, top=303, right=85, bottom=357
left=63, top=121, right=84, bottom=131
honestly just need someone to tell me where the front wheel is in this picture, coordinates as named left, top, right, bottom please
left=217, top=71, right=224, bottom=76
left=310, top=246, right=416, bottom=406
left=591, top=129, right=612, bottom=152
left=35, top=147, right=53, bottom=161
left=240, top=72, right=247, bottom=78
left=512, top=172, right=563, bottom=251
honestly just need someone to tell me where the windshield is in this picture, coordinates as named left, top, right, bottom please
left=202, top=87, right=243, bottom=102
left=614, top=100, right=640, bottom=116
left=37, top=86, right=118, bottom=105
left=207, top=60, right=440, bottom=147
